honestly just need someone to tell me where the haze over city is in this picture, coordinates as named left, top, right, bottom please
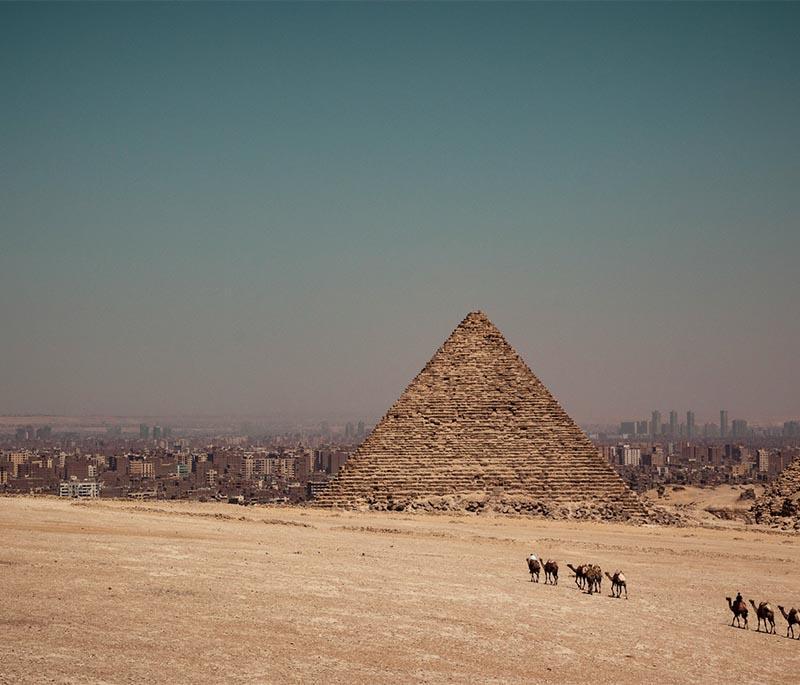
left=2, top=3, right=798, bottom=424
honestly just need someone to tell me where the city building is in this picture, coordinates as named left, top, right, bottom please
left=651, top=410, right=661, bottom=437
left=59, top=480, right=101, bottom=498
left=720, top=410, right=729, bottom=438
left=784, top=421, right=800, bottom=438
left=732, top=419, right=749, bottom=438
left=618, top=444, right=641, bottom=467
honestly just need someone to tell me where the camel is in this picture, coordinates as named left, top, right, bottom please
left=593, top=565, right=603, bottom=594
left=749, top=600, right=776, bottom=634
left=567, top=563, right=587, bottom=590
left=778, top=606, right=800, bottom=639
left=584, top=565, right=602, bottom=595
left=605, top=570, right=628, bottom=598
left=526, top=557, right=541, bottom=583
left=543, top=559, right=558, bottom=585
left=726, top=596, right=748, bottom=629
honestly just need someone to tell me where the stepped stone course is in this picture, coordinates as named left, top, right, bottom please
left=314, top=311, right=648, bottom=521
left=751, top=457, right=800, bottom=529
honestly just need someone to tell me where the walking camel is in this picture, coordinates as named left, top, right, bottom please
left=543, top=559, right=558, bottom=585
left=584, top=565, right=602, bottom=595
left=778, top=606, right=800, bottom=639
left=726, top=596, right=748, bottom=629
left=749, top=600, right=776, bottom=634
left=566, top=564, right=587, bottom=590
left=566, top=563, right=602, bottom=594
left=604, top=570, right=628, bottom=598
left=526, top=557, right=541, bottom=583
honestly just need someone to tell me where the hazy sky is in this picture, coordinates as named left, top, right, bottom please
left=2, top=3, right=799, bottom=424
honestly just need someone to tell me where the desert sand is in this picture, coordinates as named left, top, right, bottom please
left=1, top=496, right=799, bottom=684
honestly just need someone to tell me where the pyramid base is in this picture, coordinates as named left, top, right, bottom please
left=313, top=490, right=677, bottom=524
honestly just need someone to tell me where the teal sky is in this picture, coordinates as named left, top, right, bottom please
left=1, top=2, right=798, bottom=424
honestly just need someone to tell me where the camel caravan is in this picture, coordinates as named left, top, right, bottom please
left=725, top=592, right=799, bottom=639
left=525, top=553, right=626, bottom=598
left=526, top=555, right=798, bottom=639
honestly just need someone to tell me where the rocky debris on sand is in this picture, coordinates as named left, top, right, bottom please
left=334, top=492, right=683, bottom=526
left=738, top=487, right=756, bottom=501
left=751, top=457, right=800, bottom=530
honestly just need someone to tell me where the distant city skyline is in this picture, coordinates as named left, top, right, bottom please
left=2, top=3, right=799, bottom=423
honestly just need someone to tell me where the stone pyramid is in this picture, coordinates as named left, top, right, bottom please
left=314, top=311, right=647, bottom=520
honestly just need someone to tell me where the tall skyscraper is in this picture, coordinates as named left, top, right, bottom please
left=669, top=411, right=678, bottom=437
left=139, top=424, right=149, bottom=440
left=720, top=410, right=729, bottom=438
left=732, top=419, right=748, bottom=438
left=686, top=411, right=696, bottom=439
left=651, top=410, right=661, bottom=437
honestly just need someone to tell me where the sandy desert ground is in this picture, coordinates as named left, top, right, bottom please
left=1, top=497, right=799, bottom=685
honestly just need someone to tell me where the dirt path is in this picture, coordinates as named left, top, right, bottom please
left=1, top=497, right=798, bottom=684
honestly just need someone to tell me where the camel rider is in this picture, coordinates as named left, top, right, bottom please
left=527, top=552, right=538, bottom=563
left=735, top=592, right=743, bottom=608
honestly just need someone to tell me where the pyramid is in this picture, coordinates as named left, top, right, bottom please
left=314, top=311, right=647, bottom=520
